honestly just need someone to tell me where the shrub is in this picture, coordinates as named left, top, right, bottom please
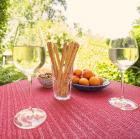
left=0, top=65, right=25, bottom=85
left=95, top=62, right=140, bottom=86
left=94, top=63, right=120, bottom=81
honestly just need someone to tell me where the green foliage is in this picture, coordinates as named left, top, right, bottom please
left=125, top=66, right=140, bottom=86
left=9, top=0, right=67, bottom=23
left=95, top=63, right=140, bottom=86
left=0, top=66, right=26, bottom=85
left=0, top=0, right=9, bottom=44
left=74, top=37, right=110, bottom=70
left=132, top=26, right=140, bottom=68
left=136, top=6, right=140, bottom=24
left=94, top=63, right=120, bottom=81
left=37, top=21, right=76, bottom=51
left=106, top=38, right=110, bottom=45
left=110, top=37, right=134, bottom=48
left=2, top=0, right=67, bottom=50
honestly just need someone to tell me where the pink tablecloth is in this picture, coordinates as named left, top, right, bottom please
left=0, top=79, right=140, bottom=139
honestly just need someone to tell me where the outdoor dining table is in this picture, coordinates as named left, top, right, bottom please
left=0, top=79, right=140, bottom=139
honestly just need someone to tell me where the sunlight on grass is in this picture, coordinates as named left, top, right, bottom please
left=74, top=37, right=110, bottom=72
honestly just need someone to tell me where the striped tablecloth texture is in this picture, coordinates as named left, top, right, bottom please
left=0, top=79, right=140, bottom=139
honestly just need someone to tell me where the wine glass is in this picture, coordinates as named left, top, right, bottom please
left=13, top=24, right=47, bottom=129
left=108, top=32, right=139, bottom=110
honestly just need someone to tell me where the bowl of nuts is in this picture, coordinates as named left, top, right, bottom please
left=37, top=67, right=53, bottom=88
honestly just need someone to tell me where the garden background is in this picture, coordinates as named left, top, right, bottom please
left=0, top=0, right=140, bottom=86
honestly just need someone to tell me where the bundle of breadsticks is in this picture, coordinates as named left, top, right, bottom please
left=47, top=42, right=79, bottom=97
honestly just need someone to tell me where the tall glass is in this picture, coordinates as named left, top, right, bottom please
left=13, top=24, right=47, bottom=129
left=108, top=33, right=139, bottom=110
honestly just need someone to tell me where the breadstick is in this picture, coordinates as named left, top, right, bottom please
left=61, top=42, right=79, bottom=96
left=47, top=41, right=79, bottom=98
left=47, top=42, right=58, bottom=78
left=53, top=43, right=61, bottom=68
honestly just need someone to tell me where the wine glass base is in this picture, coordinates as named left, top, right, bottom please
left=13, top=108, right=47, bottom=129
left=109, top=97, right=138, bottom=111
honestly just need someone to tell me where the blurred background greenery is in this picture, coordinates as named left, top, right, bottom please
left=0, top=0, right=140, bottom=86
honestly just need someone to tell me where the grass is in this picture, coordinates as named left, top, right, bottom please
left=74, top=38, right=110, bottom=72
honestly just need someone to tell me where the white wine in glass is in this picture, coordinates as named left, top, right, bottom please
left=13, top=24, right=47, bottom=129
left=109, top=34, right=139, bottom=110
left=14, top=46, right=45, bottom=75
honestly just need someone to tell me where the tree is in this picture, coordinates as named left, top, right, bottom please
left=9, top=0, right=67, bottom=24
left=2, top=0, right=67, bottom=47
left=0, top=0, right=9, bottom=44
left=135, top=6, right=140, bottom=25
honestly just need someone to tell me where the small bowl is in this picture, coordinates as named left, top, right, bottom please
left=37, top=73, right=53, bottom=88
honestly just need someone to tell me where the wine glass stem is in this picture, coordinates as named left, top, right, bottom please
left=121, top=71, right=125, bottom=99
left=27, top=75, right=32, bottom=109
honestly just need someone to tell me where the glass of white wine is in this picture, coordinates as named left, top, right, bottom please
left=13, top=24, right=47, bottom=129
left=109, top=32, right=139, bottom=111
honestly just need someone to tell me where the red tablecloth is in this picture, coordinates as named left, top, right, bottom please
left=0, top=79, right=140, bottom=139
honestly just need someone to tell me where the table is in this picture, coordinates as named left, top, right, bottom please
left=0, top=79, right=140, bottom=139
